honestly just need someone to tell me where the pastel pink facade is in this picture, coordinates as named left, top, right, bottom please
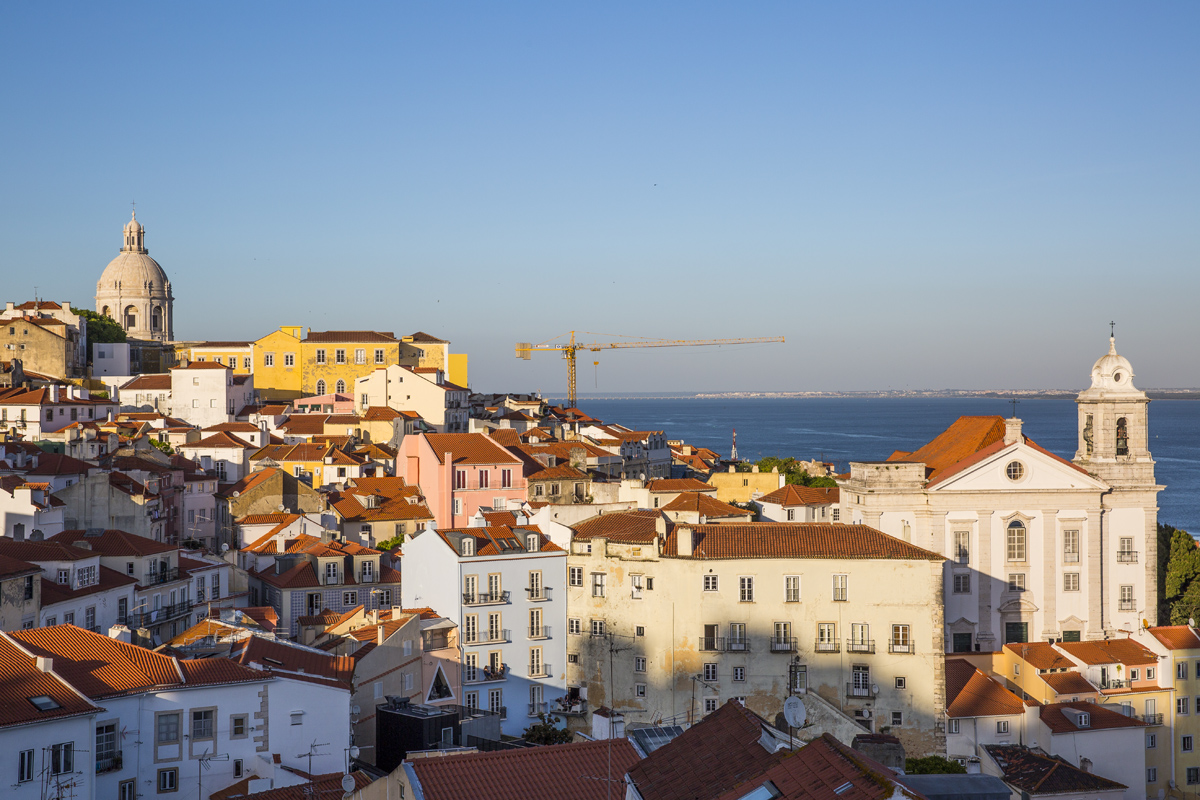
left=397, top=433, right=526, bottom=528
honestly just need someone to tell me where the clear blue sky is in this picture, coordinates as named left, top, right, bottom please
left=2, top=3, right=1197, bottom=393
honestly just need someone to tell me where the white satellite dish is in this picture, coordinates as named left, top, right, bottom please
left=341, top=774, right=357, bottom=793
left=783, top=695, right=806, bottom=728
left=862, top=708, right=872, bottom=719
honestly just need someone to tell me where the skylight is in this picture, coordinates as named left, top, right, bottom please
left=29, top=695, right=61, bottom=712
left=834, top=782, right=854, bottom=795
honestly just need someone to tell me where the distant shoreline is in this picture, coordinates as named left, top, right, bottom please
left=547, top=389, right=1200, bottom=401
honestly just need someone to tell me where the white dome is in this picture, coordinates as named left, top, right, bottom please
left=1089, top=337, right=1137, bottom=391
left=97, top=251, right=170, bottom=293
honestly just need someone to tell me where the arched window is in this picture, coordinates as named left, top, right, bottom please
left=152, top=306, right=162, bottom=331
left=123, top=305, right=137, bottom=330
left=1006, top=520, right=1026, bottom=562
left=101, top=306, right=111, bottom=319
left=335, top=380, right=346, bottom=393
left=1116, top=417, right=1129, bottom=456
left=315, top=380, right=326, bottom=396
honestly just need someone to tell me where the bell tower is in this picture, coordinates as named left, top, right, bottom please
left=1074, top=333, right=1155, bottom=488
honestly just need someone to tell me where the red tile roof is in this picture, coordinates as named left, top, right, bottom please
left=40, top=565, right=138, bottom=605
left=661, top=492, right=750, bottom=518
left=1056, top=638, right=1157, bottom=666
left=425, top=433, right=522, bottom=465
left=571, top=509, right=663, bottom=543
left=186, top=431, right=255, bottom=449
left=1041, top=672, right=1096, bottom=696
left=758, top=484, right=840, bottom=507
left=408, top=738, right=641, bottom=800
left=0, top=553, right=41, bottom=580
left=1148, top=625, right=1200, bottom=651
left=49, top=529, right=176, bottom=556
left=667, top=523, right=943, bottom=561
left=304, top=330, right=397, bottom=343
left=11, top=625, right=186, bottom=698
left=645, top=478, right=714, bottom=493
left=227, top=771, right=374, bottom=800
left=1004, top=642, right=1075, bottom=671
left=982, top=744, right=1126, bottom=794
left=172, top=361, right=230, bottom=370
left=229, top=636, right=355, bottom=690
left=26, top=452, right=95, bottom=476
left=945, top=659, right=1027, bottom=718
left=119, top=373, right=172, bottom=390
left=0, top=538, right=98, bottom=563
left=0, top=633, right=100, bottom=729
left=1039, top=700, right=1147, bottom=733
left=886, top=416, right=1007, bottom=481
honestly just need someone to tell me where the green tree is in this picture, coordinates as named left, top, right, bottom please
left=149, top=439, right=174, bottom=456
left=750, top=457, right=838, bottom=488
left=72, top=307, right=126, bottom=355
left=904, top=755, right=966, bottom=774
left=521, top=713, right=572, bottom=745
left=1163, top=526, right=1200, bottom=624
left=376, top=536, right=404, bottom=552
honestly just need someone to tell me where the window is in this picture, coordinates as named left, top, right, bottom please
left=954, top=531, right=969, bottom=564
left=1180, top=662, right=1189, bottom=680
left=1005, top=461, right=1025, bottom=481
left=158, top=767, right=178, bottom=792
left=1130, top=668, right=1139, bottom=681
left=733, top=666, right=746, bottom=682
left=891, top=624, right=911, bottom=653
left=590, top=619, right=606, bottom=637
left=478, top=470, right=489, bottom=489
left=454, top=469, right=467, bottom=489
left=157, top=712, right=181, bottom=743
left=355, top=348, right=366, bottom=364
left=703, top=575, right=718, bottom=592
left=1177, top=698, right=1189, bottom=715
left=1120, top=584, right=1134, bottom=610
left=568, top=618, right=581, bottom=635
left=243, top=356, right=251, bottom=369
left=231, top=715, right=248, bottom=738
left=1004, top=622, right=1028, bottom=644
left=817, top=623, right=837, bottom=649
left=895, top=676, right=907, bottom=689
left=1148, top=767, right=1157, bottom=783
left=335, top=349, right=346, bottom=364
left=1116, top=417, right=1129, bottom=455
left=461, top=538, right=474, bottom=556
left=591, top=573, right=606, bottom=598
left=18, top=749, right=33, bottom=783
left=704, top=698, right=718, bottom=713
left=1148, top=667, right=1156, bottom=679
left=315, top=379, right=326, bottom=395
left=739, top=576, right=754, bottom=602
left=290, top=711, right=304, bottom=726
left=703, top=663, right=718, bottom=681
left=1007, top=573, right=1026, bottom=592
left=488, top=689, right=504, bottom=716
left=325, top=561, right=338, bottom=583
left=568, top=653, right=578, bottom=664
left=832, top=574, right=848, bottom=601
left=953, top=574, right=971, bottom=594
left=1063, top=572, right=1080, bottom=592
left=891, top=711, right=903, bottom=726
left=636, top=626, right=645, bottom=637
left=631, top=574, right=644, bottom=599
left=635, top=656, right=647, bottom=672
left=729, top=622, right=747, bottom=649
left=1187, top=736, right=1196, bottom=752
left=1007, top=521, right=1027, bottom=561
left=996, top=720, right=1009, bottom=734
left=785, top=575, right=800, bottom=602
left=501, top=469, right=512, bottom=489
left=1013, top=663, right=1021, bottom=677
left=636, top=684, right=647, bottom=698
left=263, top=352, right=275, bottom=367
left=284, top=353, right=295, bottom=367
left=1147, top=733, right=1157, bottom=748
left=50, top=742, right=73, bottom=775
left=192, top=709, right=214, bottom=740
left=335, top=379, right=346, bottom=393
left=57, top=568, right=70, bottom=585
left=234, top=759, right=244, bottom=779
left=1063, top=529, right=1079, bottom=563
left=948, top=719, right=960, bottom=734
left=786, top=508, right=795, bottom=521
left=315, top=349, right=326, bottom=364
left=375, top=348, right=385, bottom=364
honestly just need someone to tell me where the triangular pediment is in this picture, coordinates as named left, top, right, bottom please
left=929, top=441, right=1107, bottom=493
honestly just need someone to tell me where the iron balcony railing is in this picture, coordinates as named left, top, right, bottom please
left=529, top=663, right=550, bottom=678
left=727, top=638, right=750, bottom=653
left=527, top=701, right=548, bottom=716
left=815, top=640, right=840, bottom=653
left=472, top=629, right=509, bottom=645
left=770, top=637, right=797, bottom=653
left=95, top=751, right=123, bottom=774
left=846, top=682, right=871, bottom=698
left=147, top=567, right=180, bottom=586
left=464, top=665, right=507, bottom=684
left=122, top=601, right=193, bottom=629
left=553, top=697, right=587, bottom=716
left=424, top=634, right=451, bottom=652
left=1101, top=679, right=1130, bottom=690
left=463, top=591, right=511, bottom=606
left=1139, top=713, right=1164, bottom=725
left=700, top=636, right=726, bottom=652
left=846, top=639, right=875, bottom=654
left=1118, top=600, right=1136, bottom=611
left=528, top=626, right=550, bottom=640
left=526, top=586, right=551, bottom=601
left=1117, top=551, right=1139, bottom=563
left=888, top=640, right=914, bottom=654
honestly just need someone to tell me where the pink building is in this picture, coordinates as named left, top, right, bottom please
left=397, top=433, right=525, bottom=528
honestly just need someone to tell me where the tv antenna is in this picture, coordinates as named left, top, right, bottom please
left=197, top=748, right=230, bottom=800
left=297, top=740, right=330, bottom=777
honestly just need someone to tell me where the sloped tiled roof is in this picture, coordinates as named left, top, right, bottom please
left=0, top=538, right=98, bottom=563
left=1040, top=701, right=1146, bottom=733
left=1041, top=672, right=1096, bottom=696
left=645, top=478, right=714, bottom=493
left=229, top=636, right=355, bottom=690
left=661, top=492, right=750, bottom=518
left=667, top=524, right=944, bottom=561
left=757, top=484, right=840, bottom=507
left=409, top=738, right=640, bottom=800
left=1056, top=638, right=1157, bottom=666
left=945, top=659, right=1027, bottom=718
left=571, top=509, right=663, bottom=543
left=983, top=744, right=1126, bottom=794
left=119, top=373, right=172, bottom=390
left=0, top=553, right=41, bottom=580
left=1004, top=642, right=1075, bottom=671
left=26, top=452, right=95, bottom=476
left=49, top=529, right=176, bottom=556
left=304, top=330, right=396, bottom=343
left=0, top=633, right=100, bottom=729
left=1148, top=625, right=1200, bottom=651
left=425, top=433, right=522, bottom=465
left=11, top=625, right=184, bottom=698
left=186, top=431, right=254, bottom=449
left=40, top=565, right=138, bottom=605
left=886, top=416, right=1007, bottom=481
left=226, top=771, right=374, bottom=800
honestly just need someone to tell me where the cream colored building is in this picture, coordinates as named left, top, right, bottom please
left=706, top=464, right=784, bottom=503
left=839, top=336, right=1161, bottom=652
left=354, top=364, right=469, bottom=432
left=563, top=514, right=947, bottom=757
left=95, top=211, right=174, bottom=342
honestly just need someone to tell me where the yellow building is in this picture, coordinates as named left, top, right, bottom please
left=302, top=331, right=402, bottom=397
left=248, top=441, right=368, bottom=488
left=706, top=464, right=783, bottom=503
left=182, top=341, right=254, bottom=373
left=252, top=326, right=304, bottom=400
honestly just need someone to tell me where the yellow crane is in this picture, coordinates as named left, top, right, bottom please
left=516, top=331, right=786, bottom=407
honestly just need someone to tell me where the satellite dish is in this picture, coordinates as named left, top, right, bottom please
left=341, top=774, right=357, bottom=793
left=351, top=705, right=361, bottom=716
left=349, top=746, right=360, bottom=759
left=221, top=543, right=230, bottom=552
left=1190, top=618, right=1196, bottom=628
left=782, top=696, right=806, bottom=728
left=861, top=708, right=872, bottom=719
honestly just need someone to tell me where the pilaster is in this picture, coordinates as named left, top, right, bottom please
left=1086, top=507, right=1105, bottom=639
left=1041, top=510, right=1058, bottom=639
left=977, top=510, right=994, bottom=646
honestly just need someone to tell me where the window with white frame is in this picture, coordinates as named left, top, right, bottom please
left=703, top=574, right=718, bottom=592
left=703, top=663, right=717, bottom=681
left=158, top=768, right=178, bottom=792
left=636, top=684, right=647, bottom=698
left=948, top=719, right=960, bottom=734
left=591, top=573, right=606, bottom=598
left=784, top=575, right=800, bottom=602
left=568, top=618, right=581, bottom=635
left=635, top=657, right=646, bottom=673
left=739, top=576, right=754, bottom=602
left=832, top=574, right=848, bottom=601
left=997, top=720, right=1009, bottom=734
left=1063, top=572, right=1080, bottom=592
left=733, top=666, right=746, bottom=682
left=569, top=566, right=583, bottom=586
left=704, top=697, right=718, bottom=713
left=590, top=619, right=606, bottom=637
left=1063, top=529, right=1079, bottom=563
left=1007, top=521, right=1026, bottom=561
left=1007, top=573, right=1026, bottom=592
left=18, top=749, right=34, bottom=783
left=953, top=531, right=969, bottom=564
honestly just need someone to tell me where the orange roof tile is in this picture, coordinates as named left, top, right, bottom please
left=1039, top=700, right=1146, bottom=733
left=757, top=484, right=840, bottom=507
left=1056, top=638, right=1157, bottom=666
left=229, top=636, right=355, bottom=689
left=668, top=523, right=944, bottom=561
left=646, top=478, right=714, bottom=493
left=1041, top=672, right=1096, bottom=695
left=11, top=625, right=184, bottom=698
left=0, top=633, right=100, bottom=729
left=886, top=415, right=1007, bottom=481
left=49, top=529, right=176, bottom=556
left=1148, top=625, right=1200, bottom=651
left=945, top=658, right=1027, bottom=718
left=426, top=433, right=522, bottom=465
left=571, top=510, right=663, bottom=543
left=661, top=492, right=750, bottom=518
left=1004, top=641, right=1074, bottom=671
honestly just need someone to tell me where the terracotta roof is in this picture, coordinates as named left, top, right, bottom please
left=251, top=443, right=336, bottom=463
left=628, top=701, right=788, bottom=800
left=40, top=565, right=138, bottom=605
left=1148, top=625, right=1200, bottom=650
left=527, top=463, right=589, bottom=481
left=982, top=744, right=1126, bottom=794
left=0, top=553, right=41, bottom=580
left=172, top=361, right=229, bottom=370
left=945, top=659, right=1027, bottom=718
left=26, top=452, right=95, bottom=476
left=11, top=625, right=185, bottom=698
left=217, top=467, right=281, bottom=498
left=362, top=406, right=403, bottom=421
left=667, top=523, right=944, bottom=561
left=487, top=428, right=522, bottom=447
left=434, top=525, right=563, bottom=557
left=645, top=478, right=714, bottom=493
left=713, top=733, right=921, bottom=800
left=758, top=484, right=840, bottom=507
left=571, top=509, right=663, bottom=542
left=227, top=771, right=374, bottom=800
left=886, top=415, right=1007, bottom=481
left=405, top=331, right=448, bottom=343
left=12, top=300, right=63, bottom=310
left=0, top=633, right=100, bottom=729
left=1056, top=638, right=1157, bottom=666
left=175, top=658, right=265, bottom=687
left=49, top=529, right=176, bottom=556
left=297, top=609, right=342, bottom=626
left=204, top=422, right=261, bottom=433
left=0, top=538, right=99, bottom=563
left=276, top=415, right=332, bottom=436
left=329, top=488, right=432, bottom=523
left=424, top=433, right=522, bottom=465
left=119, top=373, right=172, bottom=390
left=1041, top=672, right=1096, bottom=695
left=408, top=738, right=640, bottom=800
left=229, top=636, right=355, bottom=689
left=238, top=512, right=298, bottom=526
left=304, top=330, right=396, bottom=343
left=1004, top=642, right=1075, bottom=671
left=1039, top=700, right=1146, bottom=733
left=661, top=492, right=750, bottom=517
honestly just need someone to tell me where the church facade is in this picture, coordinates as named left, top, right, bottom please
left=839, top=336, right=1162, bottom=651
left=95, top=211, right=174, bottom=343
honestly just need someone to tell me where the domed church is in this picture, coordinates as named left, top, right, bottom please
left=95, top=210, right=174, bottom=342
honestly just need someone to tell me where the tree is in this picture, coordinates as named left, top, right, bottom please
left=149, top=439, right=174, bottom=456
left=905, top=755, right=966, bottom=774
left=72, top=307, right=126, bottom=355
left=522, top=713, right=572, bottom=745
left=1162, top=526, right=1200, bottom=624
left=376, top=536, right=404, bottom=552
left=750, top=457, right=839, bottom=488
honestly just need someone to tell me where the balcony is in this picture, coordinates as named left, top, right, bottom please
left=700, top=636, right=726, bottom=652
left=1138, top=713, right=1164, bottom=725
left=96, top=751, right=123, bottom=774
left=423, top=633, right=451, bottom=652
left=1118, top=600, right=1136, bottom=612
left=463, top=591, right=510, bottom=606
left=888, top=640, right=914, bottom=654
left=846, top=682, right=871, bottom=699
left=726, top=639, right=751, bottom=653
left=465, top=629, right=509, bottom=645
left=146, top=567, right=181, bottom=586
left=815, top=641, right=840, bottom=653
left=528, top=663, right=550, bottom=678
left=527, top=701, right=548, bottom=717
left=553, top=697, right=588, bottom=716
left=846, top=639, right=875, bottom=654
left=528, top=626, right=550, bottom=640
left=1100, top=679, right=1130, bottom=691
left=122, top=601, right=193, bottom=629
left=526, top=586, right=551, bottom=601
left=464, top=665, right=507, bottom=684
left=769, top=637, right=797, bottom=653
left=1117, top=551, right=1139, bottom=564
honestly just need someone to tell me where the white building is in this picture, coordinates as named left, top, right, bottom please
left=0, top=538, right=138, bottom=632
left=354, top=364, right=469, bottom=433
left=92, top=341, right=131, bottom=378
left=0, top=385, right=118, bottom=438
left=400, top=521, right=567, bottom=736
left=169, top=362, right=256, bottom=429
left=177, top=431, right=257, bottom=482
left=0, top=480, right=65, bottom=541
left=755, top=484, right=840, bottom=523
left=117, top=372, right=171, bottom=412
left=838, top=336, right=1161, bottom=650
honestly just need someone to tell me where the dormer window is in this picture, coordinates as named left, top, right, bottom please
left=324, top=562, right=338, bottom=584
left=461, top=539, right=475, bottom=557
left=526, top=534, right=539, bottom=552
left=1078, top=712, right=1090, bottom=727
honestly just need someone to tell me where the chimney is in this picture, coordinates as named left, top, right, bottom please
left=377, top=625, right=385, bottom=646
left=35, top=656, right=53, bottom=672
left=675, top=527, right=693, bottom=557
left=1004, top=417, right=1023, bottom=446
left=49, top=385, right=59, bottom=403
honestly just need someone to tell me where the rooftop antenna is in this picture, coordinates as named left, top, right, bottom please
left=297, top=740, right=330, bottom=777
left=197, top=748, right=230, bottom=800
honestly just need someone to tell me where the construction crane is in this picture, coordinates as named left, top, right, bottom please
left=516, top=331, right=785, bottom=407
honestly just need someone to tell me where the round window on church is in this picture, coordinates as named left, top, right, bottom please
left=1005, top=461, right=1025, bottom=482
left=1113, top=372, right=1123, bottom=383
